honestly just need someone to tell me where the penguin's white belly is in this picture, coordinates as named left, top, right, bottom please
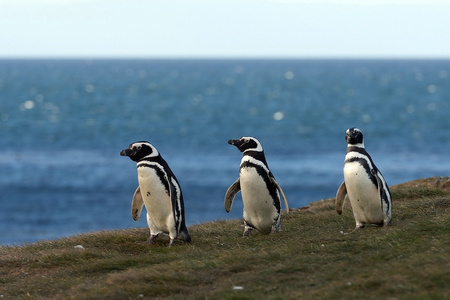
left=344, top=162, right=384, bottom=224
left=240, top=168, right=278, bottom=233
left=138, top=168, right=173, bottom=233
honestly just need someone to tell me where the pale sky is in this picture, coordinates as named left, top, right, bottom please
left=1, top=0, right=450, bottom=58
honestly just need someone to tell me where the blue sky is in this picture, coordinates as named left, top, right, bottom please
left=1, top=0, right=449, bottom=58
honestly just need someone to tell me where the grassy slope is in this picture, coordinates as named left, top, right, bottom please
left=0, top=177, right=449, bottom=300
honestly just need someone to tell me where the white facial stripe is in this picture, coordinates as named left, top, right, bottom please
left=131, top=142, right=159, bottom=157
left=347, top=128, right=361, bottom=134
left=133, top=142, right=146, bottom=148
left=150, top=144, right=159, bottom=155
left=241, top=136, right=263, bottom=152
left=142, top=153, right=158, bottom=159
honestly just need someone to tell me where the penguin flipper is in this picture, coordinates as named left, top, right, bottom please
left=131, top=186, right=144, bottom=221
left=225, top=179, right=240, bottom=213
left=270, top=176, right=290, bottom=214
left=335, top=181, right=347, bottom=215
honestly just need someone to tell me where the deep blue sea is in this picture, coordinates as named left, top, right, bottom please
left=0, top=59, right=448, bottom=245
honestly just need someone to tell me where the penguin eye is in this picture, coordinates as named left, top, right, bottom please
left=243, top=138, right=249, bottom=143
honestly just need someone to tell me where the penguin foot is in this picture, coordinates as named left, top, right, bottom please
left=135, top=234, right=159, bottom=245
left=148, top=234, right=159, bottom=244
left=168, top=237, right=191, bottom=247
left=179, top=229, right=192, bottom=243
left=271, top=223, right=281, bottom=233
left=351, top=225, right=365, bottom=233
left=243, top=228, right=252, bottom=237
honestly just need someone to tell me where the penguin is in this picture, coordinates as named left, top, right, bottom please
left=120, top=141, right=191, bottom=246
left=336, top=128, right=392, bottom=229
left=225, top=137, right=289, bottom=237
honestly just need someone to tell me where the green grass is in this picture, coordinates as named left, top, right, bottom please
left=1, top=177, right=449, bottom=299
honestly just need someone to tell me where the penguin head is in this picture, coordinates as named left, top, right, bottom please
left=120, top=141, right=159, bottom=162
left=228, top=137, right=263, bottom=153
left=346, top=128, right=364, bottom=146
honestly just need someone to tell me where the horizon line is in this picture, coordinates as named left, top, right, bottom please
left=1, top=55, right=449, bottom=61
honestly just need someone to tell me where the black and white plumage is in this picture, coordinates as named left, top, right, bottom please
left=225, top=137, right=289, bottom=236
left=120, top=141, right=191, bottom=246
left=336, top=128, right=392, bottom=229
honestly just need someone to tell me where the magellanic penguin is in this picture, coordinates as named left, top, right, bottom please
left=336, top=128, right=392, bottom=229
left=120, top=141, right=191, bottom=246
left=225, top=137, right=290, bottom=237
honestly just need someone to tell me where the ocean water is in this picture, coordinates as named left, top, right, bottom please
left=0, top=59, right=448, bottom=245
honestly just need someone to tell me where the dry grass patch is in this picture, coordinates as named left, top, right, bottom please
left=0, top=177, right=448, bottom=299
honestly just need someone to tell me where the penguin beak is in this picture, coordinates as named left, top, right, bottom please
left=120, top=148, right=132, bottom=157
left=228, top=139, right=244, bottom=148
left=345, top=131, right=351, bottom=143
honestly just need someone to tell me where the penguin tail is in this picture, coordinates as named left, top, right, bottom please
left=179, top=226, right=191, bottom=243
